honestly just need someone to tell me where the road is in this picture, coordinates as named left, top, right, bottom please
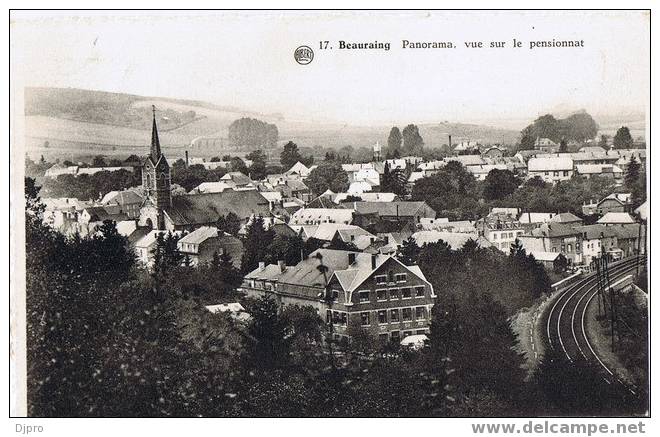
left=544, top=256, right=643, bottom=395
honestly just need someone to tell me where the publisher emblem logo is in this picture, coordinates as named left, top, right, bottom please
left=294, top=46, right=314, bottom=65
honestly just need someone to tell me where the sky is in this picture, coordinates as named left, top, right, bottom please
left=11, top=10, right=650, bottom=128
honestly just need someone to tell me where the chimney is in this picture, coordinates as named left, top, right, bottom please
left=277, top=260, right=286, bottom=272
left=258, top=261, right=265, bottom=271
left=371, top=254, right=377, bottom=269
left=185, top=150, right=189, bottom=168
left=348, top=253, right=356, bottom=265
left=384, top=235, right=389, bottom=244
left=448, top=135, right=452, bottom=148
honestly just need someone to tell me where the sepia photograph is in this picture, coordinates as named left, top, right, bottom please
left=8, top=7, right=651, bottom=428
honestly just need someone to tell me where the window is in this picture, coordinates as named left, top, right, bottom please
left=390, top=331, right=400, bottom=342
left=376, top=289, right=388, bottom=301
left=554, top=171, right=559, bottom=177
left=401, top=287, right=412, bottom=299
left=332, top=290, right=340, bottom=302
left=390, top=288, right=400, bottom=299
left=395, top=273, right=407, bottom=283
left=545, top=172, right=549, bottom=176
left=509, top=232, right=514, bottom=238
left=375, top=275, right=387, bottom=285
left=402, top=308, right=412, bottom=321
left=390, top=309, right=400, bottom=322
left=326, top=310, right=332, bottom=324
left=493, top=233, right=498, bottom=240
left=360, top=312, right=370, bottom=326
left=567, top=244, right=572, bottom=253
left=415, top=307, right=426, bottom=320
left=378, top=310, right=387, bottom=324
left=563, top=171, right=569, bottom=176
left=403, top=331, right=413, bottom=338
left=561, top=244, right=565, bottom=252
left=358, top=291, right=370, bottom=303
left=416, top=329, right=427, bottom=335
left=415, top=286, right=425, bottom=297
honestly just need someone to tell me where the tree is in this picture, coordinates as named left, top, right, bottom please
left=398, top=236, right=421, bottom=265
left=227, top=117, right=278, bottom=149
left=482, top=169, right=520, bottom=201
left=558, top=138, right=568, bottom=153
left=246, top=149, right=267, bottom=180
left=387, top=127, right=402, bottom=156
left=230, top=157, right=249, bottom=175
left=241, top=216, right=275, bottom=274
left=92, top=155, right=107, bottom=167
left=280, top=141, right=303, bottom=171
left=412, top=161, right=482, bottom=220
left=598, top=134, right=609, bottom=148
left=613, top=126, right=634, bottom=149
left=305, top=161, right=349, bottom=196
left=216, top=212, right=242, bottom=236
left=243, top=296, right=292, bottom=372
left=624, top=155, right=645, bottom=209
left=401, top=124, right=424, bottom=155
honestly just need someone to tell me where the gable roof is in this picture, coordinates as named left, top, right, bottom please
left=178, top=226, right=219, bottom=245
left=347, top=201, right=433, bottom=218
left=597, top=212, right=636, bottom=224
left=101, top=190, right=144, bottom=205
left=549, top=212, right=583, bottom=224
left=289, top=208, right=354, bottom=225
left=165, top=190, right=271, bottom=226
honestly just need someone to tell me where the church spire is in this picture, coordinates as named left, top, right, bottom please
left=150, top=105, right=161, bottom=162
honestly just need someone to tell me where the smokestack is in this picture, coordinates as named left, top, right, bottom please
left=277, top=260, right=286, bottom=272
left=448, top=135, right=452, bottom=149
left=258, top=261, right=265, bottom=271
left=371, top=253, right=377, bottom=270
left=348, top=253, right=356, bottom=265
left=185, top=150, right=189, bottom=168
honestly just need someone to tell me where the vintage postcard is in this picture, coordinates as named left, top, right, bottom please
left=8, top=7, right=651, bottom=431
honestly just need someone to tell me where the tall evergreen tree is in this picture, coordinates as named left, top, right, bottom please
left=387, top=127, right=402, bottom=156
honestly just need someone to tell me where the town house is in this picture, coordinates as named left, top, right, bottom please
left=240, top=249, right=436, bottom=344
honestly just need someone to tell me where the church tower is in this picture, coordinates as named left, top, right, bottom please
left=142, top=105, right=171, bottom=230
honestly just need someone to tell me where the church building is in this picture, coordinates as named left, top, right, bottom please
left=138, top=106, right=275, bottom=232
left=138, top=106, right=172, bottom=230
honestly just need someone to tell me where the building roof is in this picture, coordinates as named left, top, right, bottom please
left=334, top=192, right=399, bottom=203
left=549, top=212, right=583, bottom=224
left=289, top=208, right=354, bottom=226
left=518, top=212, right=556, bottom=224
left=411, top=231, right=491, bottom=250
left=193, top=181, right=235, bottom=194
left=220, top=171, right=253, bottom=186
left=578, top=146, right=608, bottom=154
left=101, top=190, right=144, bottom=206
left=313, top=223, right=363, bottom=241
left=528, top=157, right=573, bottom=172
left=335, top=226, right=375, bottom=243
left=576, top=164, right=623, bottom=175
left=635, top=201, right=648, bottom=221
left=165, top=190, right=271, bottom=226
left=348, top=201, right=433, bottom=218
left=178, top=226, right=219, bottom=245
left=528, top=223, right=580, bottom=238
left=528, top=251, right=562, bottom=262
left=574, top=224, right=619, bottom=240
left=444, top=155, right=486, bottom=166
left=286, top=161, right=311, bottom=176
left=134, top=230, right=182, bottom=249
left=602, top=193, right=632, bottom=204
left=83, top=206, right=129, bottom=222
left=597, top=212, right=636, bottom=224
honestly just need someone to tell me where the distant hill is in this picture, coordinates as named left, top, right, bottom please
left=23, top=87, right=522, bottom=161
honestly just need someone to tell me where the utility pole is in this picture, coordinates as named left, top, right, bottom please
left=594, top=259, right=603, bottom=319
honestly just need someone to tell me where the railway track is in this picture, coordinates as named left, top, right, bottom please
left=544, top=256, right=644, bottom=395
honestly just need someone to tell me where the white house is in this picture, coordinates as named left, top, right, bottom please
left=527, top=157, right=574, bottom=183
